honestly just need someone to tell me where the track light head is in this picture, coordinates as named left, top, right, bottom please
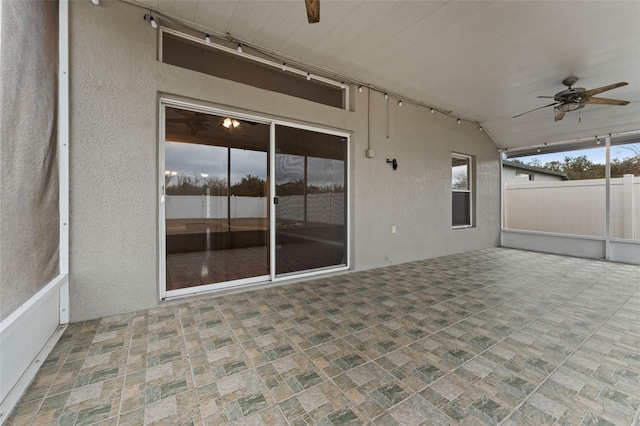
left=457, top=119, right=461, bottom=124
left=282, top=63, right=287, bottom=71
left=430, top=108, right=435, bottom=114
left=340, top=82, right=345, bottom=90
left=205, top=34, right=211, bottom=44
left=398, top=100, right=403, bottom=107
left=384, top=93, right=389, bottom=100
left=306, top=73, right=311, bottom=81
left=91, top=0, right=100, bottom=5
left=358, top=85, right=363, bottom=93
left=479, top=126, right=484, bottom=131
left=237, top=44, right=243, bottom=53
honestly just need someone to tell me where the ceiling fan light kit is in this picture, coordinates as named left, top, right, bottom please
left=513, top=76, right=629, bottom=121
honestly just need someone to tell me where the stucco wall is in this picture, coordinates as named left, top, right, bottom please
left=69, top=0, right=500, bottom=321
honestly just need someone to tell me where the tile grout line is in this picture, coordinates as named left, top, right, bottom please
left=497, top=282, right=638, bottom=425
left=115, top=316, right=136, bottom=423
left=27, top=323, right=75, bottom=426
left=179, top=312, right=204, bottom=425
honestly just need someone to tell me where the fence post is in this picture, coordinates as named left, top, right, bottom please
left=622, top=174, right=634, bottom=239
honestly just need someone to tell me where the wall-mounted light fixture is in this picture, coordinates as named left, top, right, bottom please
left=386, top=158, right=398, bottom=170
left=143, top=13, right=158, bottom=29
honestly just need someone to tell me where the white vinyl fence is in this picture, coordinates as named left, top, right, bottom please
left=166, top=195, right=267, bottom=219
left=166, top=194, right=345, bottom=225
left=504, top=175, right=640, bottom=240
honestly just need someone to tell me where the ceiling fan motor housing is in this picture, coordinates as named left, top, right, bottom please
left=555, top=87, right=587, bottom=112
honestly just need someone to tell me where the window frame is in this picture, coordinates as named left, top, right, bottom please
left=515, top=170, right=534, bottom=181
left=451, top=153, right=473, bottom=228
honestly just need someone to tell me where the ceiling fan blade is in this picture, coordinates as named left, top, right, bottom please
left=582, top=82, right=628, bottom=97
left=513, top=102, right=558, bottom=118
left=536, top=96, right=558, bottom=99
left=554, top=109, right=566, bottom=121
left=305, top=0, right=320, bottom=23
left=585, top=97, right=630, bottom=106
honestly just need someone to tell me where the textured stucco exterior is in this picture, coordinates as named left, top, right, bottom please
left=69, top=1, right=500, bottom=321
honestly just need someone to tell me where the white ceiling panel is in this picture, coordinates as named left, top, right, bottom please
left=141, top=0, right=640, bottom=149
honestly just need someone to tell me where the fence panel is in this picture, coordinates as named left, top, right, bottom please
left=504, top=176, right=639, bottom=240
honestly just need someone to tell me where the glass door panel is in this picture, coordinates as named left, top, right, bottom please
left=164, top=107, right=269, bottom=291
left=275, top=125, right=347, bottom=276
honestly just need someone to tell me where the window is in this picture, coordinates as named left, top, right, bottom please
left=452, top=154, right=472, bottom=227
left=161, top=30, right=345, bottom=109
left=515, top=171, right=534, bottom=181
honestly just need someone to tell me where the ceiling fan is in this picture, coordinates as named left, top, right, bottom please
left=305, top=0, right=320, bottom=23
left=167, top=111, right=212, bottom=135
left=514, top=76, right=629, bottom=121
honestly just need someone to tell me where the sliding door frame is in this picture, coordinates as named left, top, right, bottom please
left=158, top=98, right=350, bottom=300
left=270, top=120, right=351, bottom=283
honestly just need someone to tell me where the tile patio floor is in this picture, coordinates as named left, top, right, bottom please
left=7, top=248, right=640, bottom=425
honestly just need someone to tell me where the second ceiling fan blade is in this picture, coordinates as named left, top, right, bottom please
left=582, top=82, right=628, bottom=97
left=513, top=102, right=558, bottom=118
left=305, top=0, right=320, bottom=23
left=585, top=97, right=630, bottom=106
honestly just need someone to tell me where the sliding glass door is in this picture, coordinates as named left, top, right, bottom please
left=164, top=107, right=269, bottom=291
left=162, top=104, right=348, bottom=295
left=275, top=125, right=347, bottom=276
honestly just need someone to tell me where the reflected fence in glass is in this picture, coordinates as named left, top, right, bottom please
left=164, top=107, right=269, bottom=290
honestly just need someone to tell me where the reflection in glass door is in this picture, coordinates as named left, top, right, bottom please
left=275, top=125, right=347, bottom=276
left=164, top=107, right=269, bottom=291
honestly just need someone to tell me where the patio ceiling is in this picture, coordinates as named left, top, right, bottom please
left=128, top=0, right=640, bottom=150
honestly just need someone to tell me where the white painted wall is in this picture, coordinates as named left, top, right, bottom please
left=504, top=177, right=639, bottom=239
left=69, top=1, right=500, bottom=321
